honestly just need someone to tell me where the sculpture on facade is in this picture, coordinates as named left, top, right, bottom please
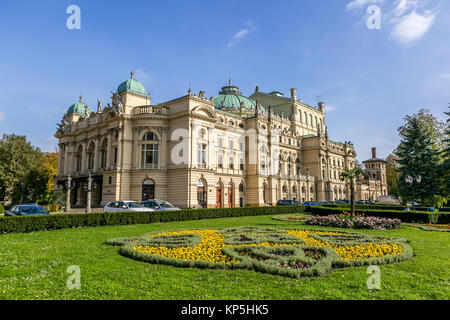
left=57, top=114, right=71, bottom=133
left=107, top=91, right=124, bottom=115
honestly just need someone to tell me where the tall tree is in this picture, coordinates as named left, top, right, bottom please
left=395, top=115, right=441, bottom=205
left=340, top=167, right=363, bottom=215
left=0, top=134, right=42, bottom=203
left=441, top=105, right=450, bottom=197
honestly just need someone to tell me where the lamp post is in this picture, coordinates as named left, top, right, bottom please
left=405, top=175, right=422, bottom=211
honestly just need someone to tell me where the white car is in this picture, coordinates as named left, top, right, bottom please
left=104, top=201, right=155, bottom=213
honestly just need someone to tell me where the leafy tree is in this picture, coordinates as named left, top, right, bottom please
left=24, top=153, right=58, bottom=204
left=340, top=167, right=363, bottom=215
left=441, top=105, right=450, bottom=196
left=395, top=115, right=441, bottom=205
left=0, top=134, right=42, bottom=204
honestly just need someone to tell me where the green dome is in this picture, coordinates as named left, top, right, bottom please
left=67, top=97, right=91, bottom=116
left=213, top=81, right=265, bottom=112
left=117, top=74, right=149, bottom=97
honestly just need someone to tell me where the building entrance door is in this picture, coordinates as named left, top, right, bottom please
left=216, top=184, right=223, bottom=208
left=142, top=180, right=155, bottom=201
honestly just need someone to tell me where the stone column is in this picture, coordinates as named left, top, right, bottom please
left=85, top=174, right=92, bottom=213
left=66, top=175, right=72, bottom=213
left=93, top=137, right=100, bottom=172
left=106, top=131, right=113, bottom=170
left=81, top=140, right=87, bottom=173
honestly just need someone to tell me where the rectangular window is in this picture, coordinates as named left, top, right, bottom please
left=228, top=139, right=233, bottom=150
left=239, top=142, right=244, bottom=151
left=114, top=147, right=118, bottom=164
left=197, top=144, right=206, bottom=165
left=228, top=156, right=234, bottom=170
left=218, top=155, right=223, bottom=169
left=217, top=137, right=223, bottom=148
left=141, top=144, right=159, bottom=168
left=240, top=157, right=245, bottom=171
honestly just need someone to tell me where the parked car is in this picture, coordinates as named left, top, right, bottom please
left=141, top=200, right=181, bottom=211
left=276, top=200, right=302, bottom=206
left=336, top=200, right=351, bottom=204
left=303, top=201, right=319, bottom=206
left=5, top=204, right=50, bottom=217
left=104, top=201, right=155, bottom=213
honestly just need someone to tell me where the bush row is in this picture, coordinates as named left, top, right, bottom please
left=0, top=205, right=307, bottom=234
left=310, top=206, right=450, bottom=224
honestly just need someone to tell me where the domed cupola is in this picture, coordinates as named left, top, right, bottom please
left=67, top=96, right=91, bottom=116
left=213, top=79, right=265, bottom=112
left=117, top=71, right=149, bottom=97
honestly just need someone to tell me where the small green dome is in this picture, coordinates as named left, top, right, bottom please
left=117, top=73, right=149, bottom=97
left=67, top=97, right=91, bottom=116
left=213, top=81, right=265, bottom=112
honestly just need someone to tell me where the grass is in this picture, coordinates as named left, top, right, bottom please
left=0, top=214, right=449, bottom=300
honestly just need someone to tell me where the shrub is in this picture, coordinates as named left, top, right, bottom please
left=0, top=204, right=4, bottom=215
left=310, top=206, right=450, bottom=224
left=0, top=205, right=307, bottom=235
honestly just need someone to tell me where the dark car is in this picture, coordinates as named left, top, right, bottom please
left=5, top=204, right=50, bottom=217
left=303, top=201, right=319, bottom=206
left=276, top=200, right=302, bottom=206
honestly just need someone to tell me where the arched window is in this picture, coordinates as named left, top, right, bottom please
left=309, top=114, right=313, bottom=127
left=239, top=183, right=244, bottom=193
left=304, top=112, right=307, bottom=124
left=142, top=179, right=155, bottom=201
left=143, top=132, right=158, bottom=141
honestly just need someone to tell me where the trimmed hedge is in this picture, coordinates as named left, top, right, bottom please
left=0, top=205, right=307, bottom=235
left=310, top=206, right=450, bottom=224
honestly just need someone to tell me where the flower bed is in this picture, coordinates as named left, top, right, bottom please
left=107, top=227, right=413, bottom=278
left=410, top=224, right=450, bottom=232
left=306, top=214, right=401, bottom=230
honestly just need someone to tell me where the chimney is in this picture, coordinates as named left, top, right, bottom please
left=290, top=88, right=297, bottom=100
left=318, top=102, right=325, bottom=112
left=372, top=148, right=377, bottom=159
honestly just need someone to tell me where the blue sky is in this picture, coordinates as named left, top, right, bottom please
left=0, top=0, right=448, bottom=161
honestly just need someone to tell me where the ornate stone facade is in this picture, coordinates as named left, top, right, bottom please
left=55, top=74, right=361, bottom=209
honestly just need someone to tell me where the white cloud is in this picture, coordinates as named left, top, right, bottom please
left=0, top=112, right=5, bottom=122
left=390, top=10, right=436, bottom=46
left=394, top=0, right=418, bottom=17
left=325, top=106, right=336, bottom=112
left=346, top=0, right=384, bottom=11
left=228, top=20, right=256, bottom=48
left=134, top=69, right=151, bottom=82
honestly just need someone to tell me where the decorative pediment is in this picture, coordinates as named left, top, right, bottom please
left=191, top=105, right=217, bottom=120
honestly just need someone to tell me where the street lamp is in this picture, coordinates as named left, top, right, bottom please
left=405, top=175, right=422, bottom=211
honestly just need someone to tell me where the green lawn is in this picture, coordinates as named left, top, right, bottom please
left=0, top=214, right=449, bottom=300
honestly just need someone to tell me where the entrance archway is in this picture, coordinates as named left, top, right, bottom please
left=227, top=183, right=234, bottom=208
left=197, top=179, right=207, bottom=208
left=142, top=179, right=155, bottom=201
left=216, top=182, right=223, bottom=208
